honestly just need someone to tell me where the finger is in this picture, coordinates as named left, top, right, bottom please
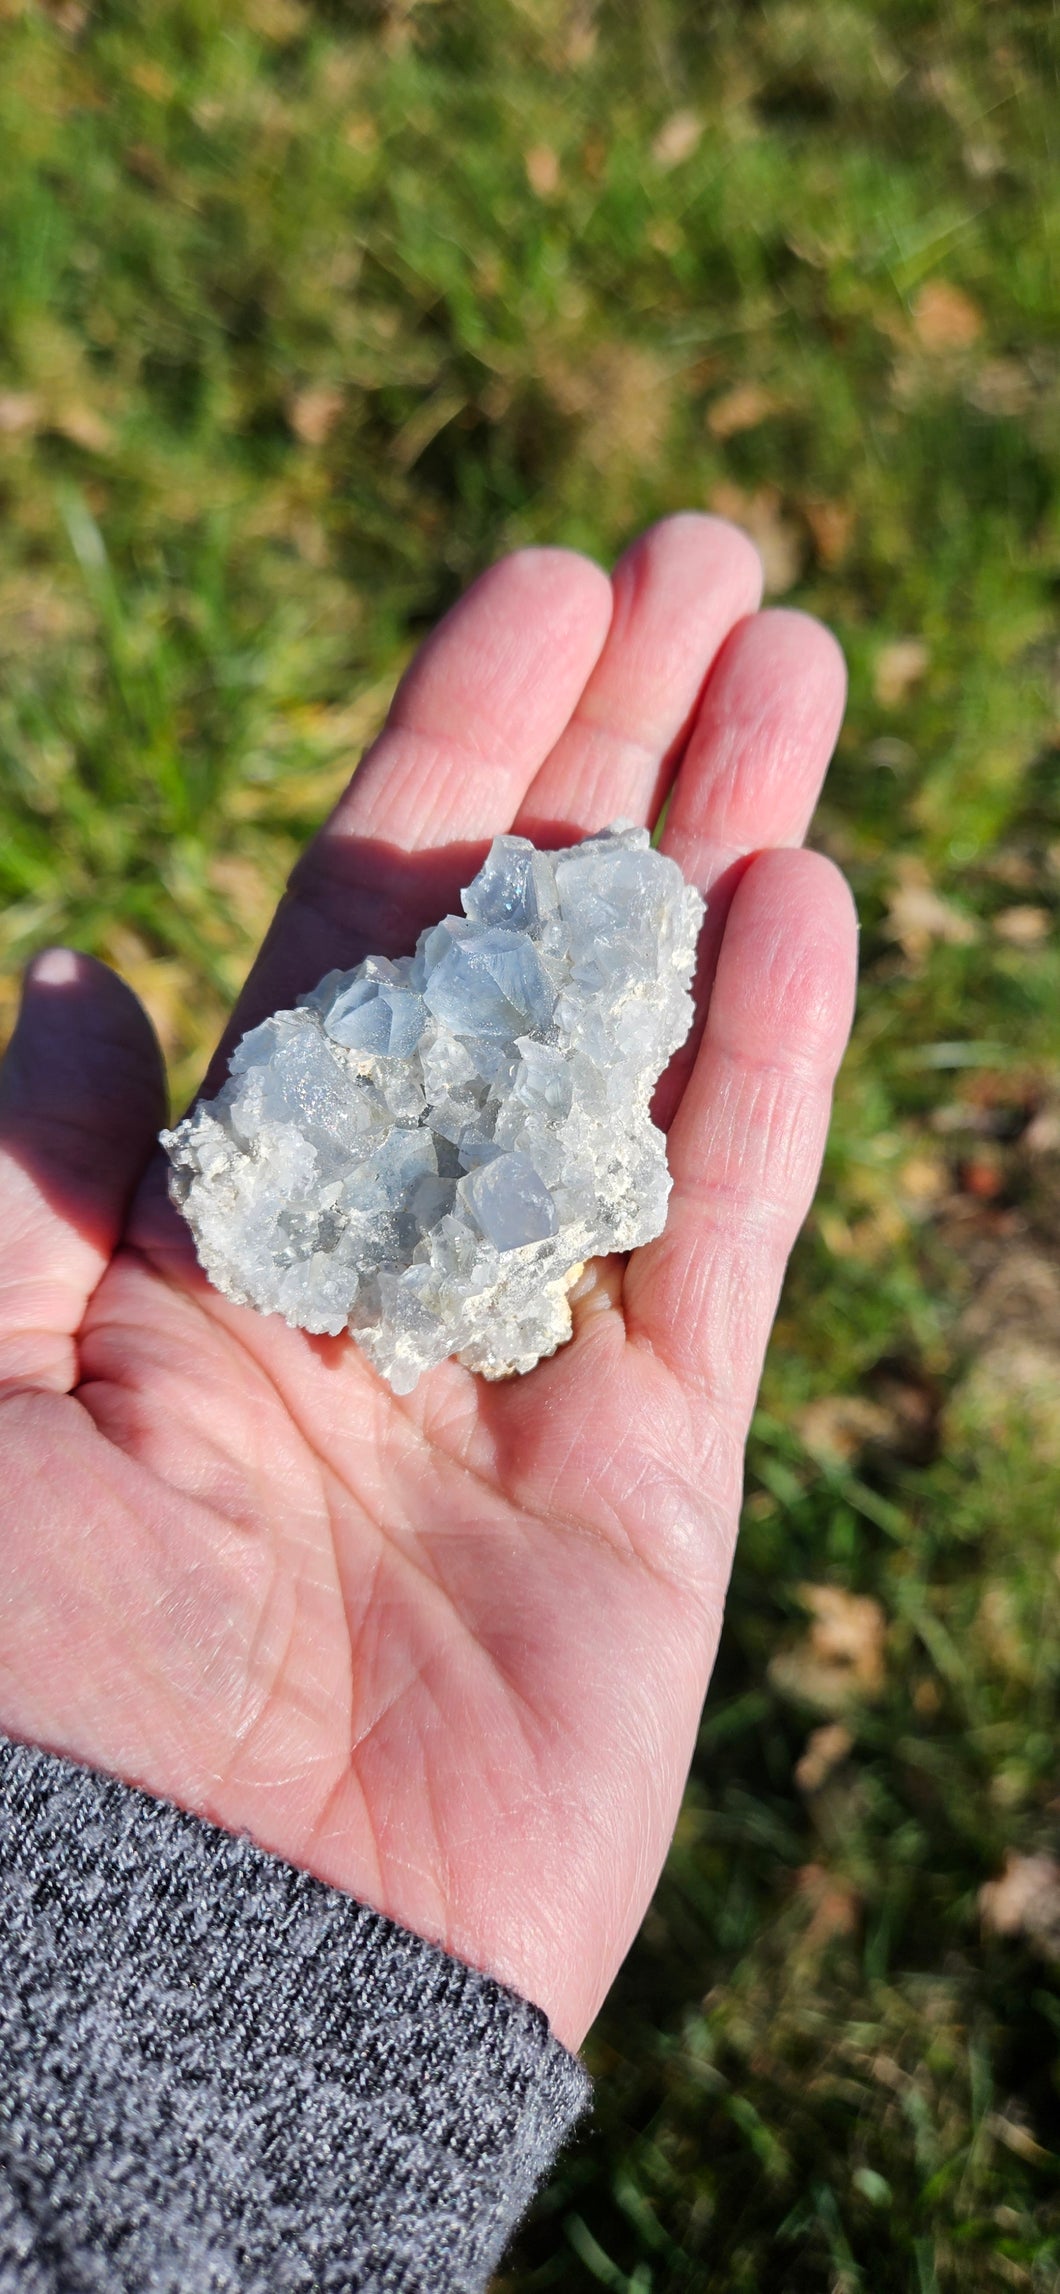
left=655, top=607, right=847, bottom=1125
left=207, top=549, right=612, bottom=1082
left=625, top=848, right=857, bottom=1428
left=514, top=515, right=763, bottom=841
left=0, top=950, right=167, bottom=1394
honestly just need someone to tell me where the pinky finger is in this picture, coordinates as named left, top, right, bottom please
left=624, top=848, right=857, bottom=1429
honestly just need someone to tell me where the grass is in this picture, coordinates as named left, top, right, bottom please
left=1, top=0, right=1059, bottom=2284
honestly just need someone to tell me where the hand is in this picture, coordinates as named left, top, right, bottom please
left=0, top=516, right=855, bottom=2051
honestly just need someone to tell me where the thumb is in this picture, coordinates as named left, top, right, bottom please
left=0, top=949, right=167, bottom=1394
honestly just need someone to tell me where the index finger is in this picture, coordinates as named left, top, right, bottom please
left=201, top=547, right=613, bottom=1091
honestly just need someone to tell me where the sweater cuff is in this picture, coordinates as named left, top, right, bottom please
left=0, top=1733, right=590, bottom=2292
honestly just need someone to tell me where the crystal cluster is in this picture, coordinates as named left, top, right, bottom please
left=163, top=823, right=704, bottom=1392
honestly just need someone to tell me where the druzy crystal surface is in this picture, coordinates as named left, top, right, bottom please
left=163, top=823, right=704, bottom=1393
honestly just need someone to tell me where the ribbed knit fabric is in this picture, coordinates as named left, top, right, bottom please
left=0, top=1734, right=590, bottom=2292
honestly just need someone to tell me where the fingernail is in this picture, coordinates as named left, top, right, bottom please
left=27, top=948, right=82, bottom=988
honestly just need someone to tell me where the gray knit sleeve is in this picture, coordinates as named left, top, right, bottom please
left=0, top=1734, right=590, bottom=2292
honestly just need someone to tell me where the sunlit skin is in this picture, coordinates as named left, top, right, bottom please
left=0, top=515, right=856, bottom=2052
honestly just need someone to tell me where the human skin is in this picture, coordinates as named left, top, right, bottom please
left=0, top=514, right=856, bottom=2053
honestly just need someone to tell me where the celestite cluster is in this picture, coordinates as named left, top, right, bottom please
left=163, top=823, right=704, bottom=1392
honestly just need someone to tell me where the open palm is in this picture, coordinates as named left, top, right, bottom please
left=0, top=517, right=855, bottom=2050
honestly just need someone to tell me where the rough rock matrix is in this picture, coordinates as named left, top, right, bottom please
left=163, top=822, right=704, bottom=1392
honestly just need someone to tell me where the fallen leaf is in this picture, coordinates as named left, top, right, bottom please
left=976, top=1584, right=1031, bottom=1683
left=344, top=114, right=379, bottom=154
left=525, top=144, right=560, bottom=197
left=804, top=1586, right=886, bottom=1690
left=129, top=57, right=175, bottom=99
left=874, top=638, right=929, bottom=707
left=969, top=358, right=1036, bottom=417
left=1023, top=1106, right=1060, bottom=1154
left=952, top=1337, right=1060, bottom=1464
left=913, top=279, right=984, bottom=352
left=994, top=905, right=1051, bottom=946
left=964, top=142, right=1003, bottom=181
left=985, top=2110, right=1051, bottom=2166
left=563, top=5, right=598, bottom=68
left=244, top=0, right=307, bottom=37
left=647, top=218, right=682, bottom=258
left=960, top=1245, right=1060, bottom=1352
left=0, top=392, right=41, bottom=436
left=0, top=574, right=90, bottom=658
left=799, top=1393, right=896, bottom=1461
left=288, top=384, right=346, bottom=446
left=52, top=404, right=112, bottom=453
left=795, top=1722, right=853, bottom=1794
left=794, top=1862, right=861, bottom=1943
left=652, top=109, right=702, bottom=169
left=707, top=382, right=781, bottom=439
left=949, top=1246, right=1060, bottom=1463
left=544, top=342, right=673, bottom=483
left=391, top=388, right=467, bottom=472
left=884, top=858, right=979, bottom=961
left=709, top=483, right=804, bottom=595
left=770, top=1584, right=887, bottom=1710
left=898, top=1154, right=949, bottom=1207
left=803, top=497, right=855, bottom=567
left=980, top=1852, right=1060, bottom=1956
left=38, top=0, right=87, bottom=27
left=871, top=2053, right=907, bottom=2095
left=987, top=850, right=1038, bottom=890
left=288, top=513, right=329, bottom=567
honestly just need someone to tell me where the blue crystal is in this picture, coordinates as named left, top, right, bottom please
left=423, top=928, right=555, bottom=1038
left=462, top=1152, right=558, bottom=1251
left=462, top=836, right=560, bottom=937
left=326, top=979, right=428, bottom=1058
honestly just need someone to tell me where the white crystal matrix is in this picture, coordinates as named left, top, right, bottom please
left=163, top=823, right=704, bottom=1392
